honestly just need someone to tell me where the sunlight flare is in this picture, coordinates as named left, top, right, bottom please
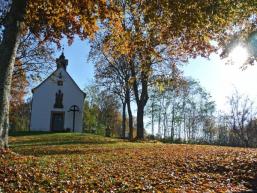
left=229, top=45, right=249, bottom=66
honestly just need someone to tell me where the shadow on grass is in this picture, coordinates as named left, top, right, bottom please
left=200, top=162, right=257, bottom=192
left=11, top=139, right=119, bottom=147
left=10, top=131, right=119, bottom=144
left=12, top=145, right=120, bottom=157
left=9, top=131, right=56, bottom=136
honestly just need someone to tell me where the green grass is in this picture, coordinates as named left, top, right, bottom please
left=9, top=130, right=53, bottom=136
left=0, top=132, right=256, bottom=192
left=10, top=132, right=121, bottom=147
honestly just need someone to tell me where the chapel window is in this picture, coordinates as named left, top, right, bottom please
left=57, top=80, right=63, bottom=86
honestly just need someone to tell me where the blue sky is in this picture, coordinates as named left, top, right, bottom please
left=55, top=37, right=257, bottom=112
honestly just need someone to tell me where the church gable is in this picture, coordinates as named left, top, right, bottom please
left=32, top=53, right=85, bottom=97
left=32, top=68, right=85, bottom=97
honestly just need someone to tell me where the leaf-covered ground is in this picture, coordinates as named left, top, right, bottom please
left=0, top=133, right=257, bottom=192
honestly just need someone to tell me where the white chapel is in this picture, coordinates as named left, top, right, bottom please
left=30, top=53, right=85, bottom=132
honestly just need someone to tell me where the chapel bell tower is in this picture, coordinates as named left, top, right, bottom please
left=56, top=52, right=68, bottom=70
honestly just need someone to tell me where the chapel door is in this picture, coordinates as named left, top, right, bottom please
left=51, top=112, right=64, bottom=131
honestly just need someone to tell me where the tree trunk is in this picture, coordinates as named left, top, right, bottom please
left=127, top=100, right=133, bottom=140
left=121, top=102, right=126, bottom=138
left=151, top=102, right=154, bottom=136
left=188, top=117, right=191, bottom=141
left=183, top=113, right=186, bottom=141
left=171, top=105, right=175, bottom=141
left=125, top=89, right=133, bottom=140
left=0, top=0, right=27, bottom=149
left=136, top=71, right=149, bottom=139
left=129, top=57, right=149, bottom=139
left=163, top=111, right=167, bottom=139
left=158, top=107, right=161, bottom=137
left=137, top=102, right=145, bottom=139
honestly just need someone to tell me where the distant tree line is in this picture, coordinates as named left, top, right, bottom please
left=146, top=78, right=215, bottom=142
left=83, top=84, right=124, bottom=137
left=216, top=90, right=257, bottom=147
left=146, top=84, right=257, bottom=147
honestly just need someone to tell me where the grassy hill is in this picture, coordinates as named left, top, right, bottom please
left=0, top=132, right=256, bottom=192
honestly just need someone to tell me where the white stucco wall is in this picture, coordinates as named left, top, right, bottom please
left=30, top=68, right=85, bottom=132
